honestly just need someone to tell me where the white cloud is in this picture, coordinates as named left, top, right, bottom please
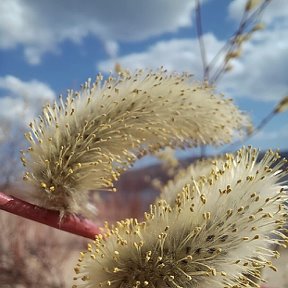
left=0, top=0, right=196, bottom=64
left=0, top=97, right=28, bottom=121
left=99, top=20, right=288, bottom=102
left=228, top=0, right=288, bottom=24
left=221, top=0, right=288, bottom=101
left=103, top=40, right=119, bottom=58
left=98, top=34, right=225, bottom=77
left=0, top=75, right=56, bottom=123
left=219, top=23, right=288, bottom=101
left=0, top=75, right=55, bottom=102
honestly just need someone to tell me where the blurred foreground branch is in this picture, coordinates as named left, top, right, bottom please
left=0, top=192, right=100, bottom=239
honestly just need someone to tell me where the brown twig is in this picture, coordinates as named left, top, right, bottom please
left=0, top=192, right=100, bottom=239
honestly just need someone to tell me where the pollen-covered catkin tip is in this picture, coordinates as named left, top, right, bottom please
left=73, top=147, right=288, bottom=287
left=21, top=69, right=250, bottom=214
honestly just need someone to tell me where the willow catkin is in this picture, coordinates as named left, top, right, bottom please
left=73, top=147, right=288, bottom=288
left=21, top=69, right=250, bottom=214
left=159, top=156, right=219, bottom=205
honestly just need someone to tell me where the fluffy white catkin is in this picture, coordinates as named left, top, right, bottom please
left=159, top=157, right=217, bottom=205
left=73, top=147, right=288, bottom=288
left=21, top=69, right=250, bottom=213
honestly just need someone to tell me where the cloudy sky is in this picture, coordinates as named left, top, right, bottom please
left=0, top=0, right=287, bottom=159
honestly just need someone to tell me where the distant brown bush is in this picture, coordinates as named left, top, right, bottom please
left=0, top=212, right=85, bottom=287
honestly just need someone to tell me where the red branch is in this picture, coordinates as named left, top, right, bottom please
left=0, top=191, right=100, bottom=239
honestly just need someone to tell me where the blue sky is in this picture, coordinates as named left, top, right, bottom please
left=0, top=0, right=288, bottom=161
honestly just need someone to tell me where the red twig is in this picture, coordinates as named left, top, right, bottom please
left=0, top=191, right=100, bottom=239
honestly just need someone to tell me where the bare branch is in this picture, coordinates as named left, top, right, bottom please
left=195, top=0, right=209, bottom=81
left=210, top=0, right=271, bottom=83
left=0, top=192, right=100, bottom=239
